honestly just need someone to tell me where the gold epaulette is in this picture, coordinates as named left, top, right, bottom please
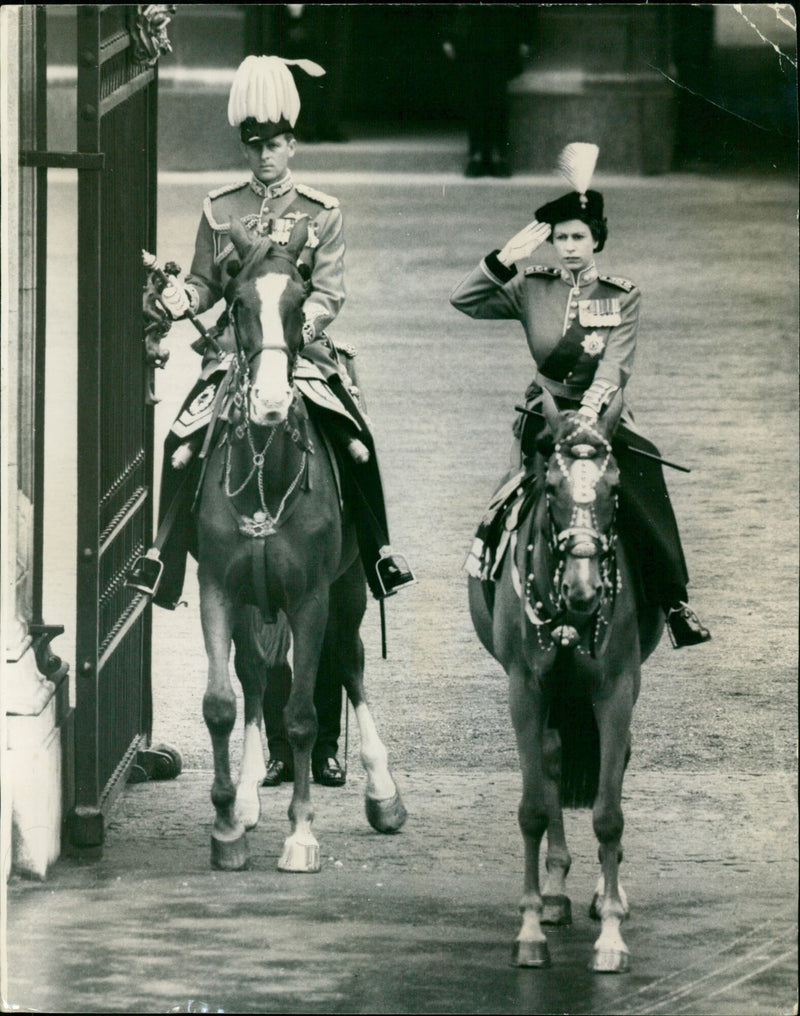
left=598, top=274, right=636, bottom=293
left=295, top=183, right=339, bottom=209
left=203, top=180, right=249, bottom=231
left=524, top=265, right=560, bottom=277
left=207, top=179, right=249, bottom=201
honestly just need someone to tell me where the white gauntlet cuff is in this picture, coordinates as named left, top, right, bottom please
left=581, top=380, right=618, bottom=416
left=185, top=283, right=200, bottom=315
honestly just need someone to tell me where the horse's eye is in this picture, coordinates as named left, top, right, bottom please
left=227, top=260, right=242, bottom=278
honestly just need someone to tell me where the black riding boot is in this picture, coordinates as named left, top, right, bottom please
left=614, top=428, right=711, bottom=649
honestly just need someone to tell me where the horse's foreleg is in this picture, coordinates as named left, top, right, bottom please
left=510, top=666, right=552, bottom=968
left=232, top=607, right=280, bottom=830
left=278, top=593, right=327, bottom=872
left=540, top=727, right=573, bottom=926
left=590, top=682, right=635, bottom=974
left=199, top=577, right=247, bottom=870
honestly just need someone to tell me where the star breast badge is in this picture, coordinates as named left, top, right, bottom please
left=581, top=331, right=606, bottom=357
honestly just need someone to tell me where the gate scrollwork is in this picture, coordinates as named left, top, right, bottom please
left=129, top=4, right=177, bottom=68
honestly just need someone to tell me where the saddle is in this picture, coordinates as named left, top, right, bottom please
left=464, top=460, right=544, bottom=585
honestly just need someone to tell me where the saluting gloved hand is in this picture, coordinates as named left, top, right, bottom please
left=498, top=219, right=552, bottom=266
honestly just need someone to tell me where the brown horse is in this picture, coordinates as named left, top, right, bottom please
left=196, top=217, right=406, bottom=873
left=469, top=391, right=664, bottom=973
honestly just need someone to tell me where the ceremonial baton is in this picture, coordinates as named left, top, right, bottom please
left=514, top=405, right=692, bottom=473
left=142, top=250, right=220, bottom=354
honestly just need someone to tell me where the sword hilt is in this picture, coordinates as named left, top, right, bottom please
left=142, top=249, right=212, bottom=343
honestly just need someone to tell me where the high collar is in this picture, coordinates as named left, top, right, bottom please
left=560, top=262, right=598, bottom=287
left=249, top=171, right=295, bottom=200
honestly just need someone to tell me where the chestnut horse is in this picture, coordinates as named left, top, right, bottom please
left=469, top=392, right=663, bottom=973
left=196, top=217, right=406, bottom=873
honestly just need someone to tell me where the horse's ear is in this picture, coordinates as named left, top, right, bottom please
left=229, top=217, right=253, bottom=258
left=599, top=389, right=624, bottom=438
left=541, top=387, right=561, bottom=436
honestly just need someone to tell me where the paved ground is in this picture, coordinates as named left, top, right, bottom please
left=4, top=136, right=798, bottom=1014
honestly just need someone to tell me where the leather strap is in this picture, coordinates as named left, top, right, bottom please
left=152, top=469, right=194, bottom=553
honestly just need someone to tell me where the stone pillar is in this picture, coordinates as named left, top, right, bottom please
left=2, top=5, right=70, bottom=881
left=508, top=5, right=676, bottom=175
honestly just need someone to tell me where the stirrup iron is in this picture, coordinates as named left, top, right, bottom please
left=126, top=548, right=164, bottom=597
left=375, top=550, right=415, bottom=598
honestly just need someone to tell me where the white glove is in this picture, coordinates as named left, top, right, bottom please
left=159, top=283, right=191, bottom=320
left=576, top=405, right=598, bottom=423
left=498, top=219, right=552, bottom=266
left=301, top=318, right=317, bottom=347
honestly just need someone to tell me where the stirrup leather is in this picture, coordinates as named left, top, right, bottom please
left=126, top=548, right=164, bottom=597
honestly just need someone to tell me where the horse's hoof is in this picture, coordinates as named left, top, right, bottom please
left=365, top=790, right=408, bottom=834
left=210, top=833, right=248, bottom=871
left=512, top=939, right=551, bottom=968
left=591, top=948, right=630, bottom=974
left=278, top=837, right=321, bottom=873
left=542, top=894, right=572, bottom=926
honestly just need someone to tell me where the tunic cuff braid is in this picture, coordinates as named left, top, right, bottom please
left=482, top=250, right=518, bottom=285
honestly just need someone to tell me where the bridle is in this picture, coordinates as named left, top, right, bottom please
left=547, top=418, right=617, bottom=568
left=228, top=245, right=305, bottom=374
left=222, top=250, right=309, bottom=539
left=522, top=416, right=620, bottom=653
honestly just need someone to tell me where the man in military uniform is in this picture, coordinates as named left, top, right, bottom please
left=137, top=55, right=414, bottom=788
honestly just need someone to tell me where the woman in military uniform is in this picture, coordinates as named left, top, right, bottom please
left=449, top=144, right=710, bottom=649
left=137, top=55, right=413, bottom=788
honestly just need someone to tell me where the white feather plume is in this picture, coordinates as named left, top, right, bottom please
left=557, top=143, right=599, bottom=196
left=227, top=56, right=325, bottom=127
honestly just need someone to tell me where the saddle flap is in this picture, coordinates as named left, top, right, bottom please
left=294, top=363, right=363, bottom=431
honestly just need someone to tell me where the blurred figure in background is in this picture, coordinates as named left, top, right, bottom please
left=442, top=6, right=534, bottom=177
left=273, top=5, right=351, bottom=142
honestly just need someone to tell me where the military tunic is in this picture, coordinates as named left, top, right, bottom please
left=449, top=250, right=639, bottom=415
left=185, top=171, right=345, bottom=334
left=451, top=248, right=691, bottom=609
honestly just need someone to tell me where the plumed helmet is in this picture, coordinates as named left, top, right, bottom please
left=227, top=55, right=325, bottom=144
left=535, top=143, right=608, bottom=251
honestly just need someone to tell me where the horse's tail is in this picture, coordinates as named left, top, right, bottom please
left=548, top=657, right=600, bottom=809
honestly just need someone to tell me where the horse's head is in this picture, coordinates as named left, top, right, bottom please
left=540, top=389, right=622, bottom=616
left=225, top=216, right=310, bottom=426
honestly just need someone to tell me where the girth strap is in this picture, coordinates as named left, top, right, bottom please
left=250, top=538, right=275, bottom=623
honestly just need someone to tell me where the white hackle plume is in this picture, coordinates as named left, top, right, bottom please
left=227, top=55, right=325, bottom=128
left=557, top=142, right=599, bottom=198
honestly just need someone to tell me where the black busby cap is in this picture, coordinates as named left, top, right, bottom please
left=228, top=55, right=325, bottom=143
left=535, top=189, right=605, bottom=228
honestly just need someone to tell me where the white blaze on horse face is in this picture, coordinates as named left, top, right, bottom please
left=249, top=274, right=293, bottom=425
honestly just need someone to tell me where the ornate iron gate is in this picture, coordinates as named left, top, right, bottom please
left=68, top=5, right=165, bottom=849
